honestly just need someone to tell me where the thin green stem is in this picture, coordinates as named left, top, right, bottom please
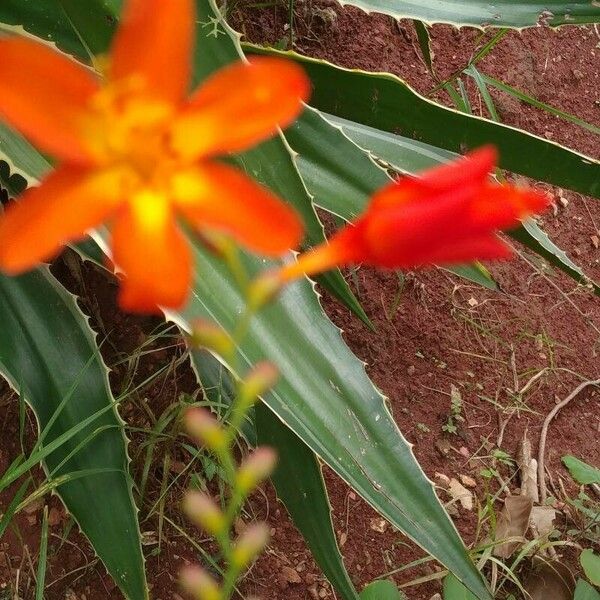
left=224, top=381, right=249, bottom=441
left=215, top=445, right=237, bottom=489
left=222, top=241, right=250, bottom=294
left=221, top=564, right=242, bottom=599
left=232, top=306, right=255, bottom=350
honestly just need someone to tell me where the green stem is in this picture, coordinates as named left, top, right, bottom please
left=221, top=563, right=242, bottom=599
left=215, top=445, right=237, bottom=489
left=222, top=242, right=249, bottom=294
left=224, top=381, right=248, bottom=441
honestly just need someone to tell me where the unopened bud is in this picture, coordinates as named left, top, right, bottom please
left=186, top=408, right=227, bottom=451
left=238, top=362, right=279, bottom=407
left=180, top=565, right=221, bottom=600
left=236, top=447, right=277, bottom=494
left=247, top=272, right=282, bottom=311
left=231, top=522, right=270, bottom=571
left=189, top=319, right=234, bottom=357
left=183, top=492, right=225, bottom=536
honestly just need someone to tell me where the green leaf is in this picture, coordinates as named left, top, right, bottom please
left=55, top=0, right=118, bottom=56
left=35, top=506, right=49, bottom=600
left=580, top=550, right=600, bottom=587
left=0, top=123, right=51, bottom=184
left=444, top=574, right=479, bottom=600
left=0, top=480, right=30, bottom=538
left=412, top=20, right=434, bottom=75
left=0, top=0, right=87, bottom=57
left=0, top=3, right=489, bottom=596
left=247, top=47, right=600, bottom=200
left=323, top=114, right=456, bottom=179
left=0, top=0, right=121, bottom=57
left=255, top=403, right=359, bottom=600
left=321, top=0, right=600, bottom=28
left=0, top=268, right=146, bottom=599
left=575, top=580, right=600, bottom=600
left=562, top=455, right=600, bottom=485
left=360, top=580, right=407, bottom=599
left=445, top=264, right=497, bottom=290
left=286, top=108, right=389, bottom=220
left=464, top=65, right=500, bottom=122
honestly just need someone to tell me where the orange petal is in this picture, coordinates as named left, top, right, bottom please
left=172, top=162, right=304, bottom=255
left=171, top=57, right=310, bottom=160
left=408, top=235, right=512, bottom=267
left=111, top=197, right=192, bottom=313
left=364, top=189, right=475, bottom=267
left=471, top=184, right=550, bottom=230
left=110, top=0, right=194, bottom=103
left=0, top=167, right=123, bottom=273
left=0, top=38, right=99, bottom=164
left=370, top=147, right=496, bottom=212
left=417, top=146, right=497, bottom=191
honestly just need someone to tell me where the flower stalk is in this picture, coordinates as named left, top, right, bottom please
left=184, top=255, right=280, bottom=600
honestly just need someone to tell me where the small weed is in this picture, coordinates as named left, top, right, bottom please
left=492, top=449, right=515, bottom=468
left=442, top=384, right=464, bottom=435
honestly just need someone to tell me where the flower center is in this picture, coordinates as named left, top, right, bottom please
left=84, top=77, right=176, bottom=183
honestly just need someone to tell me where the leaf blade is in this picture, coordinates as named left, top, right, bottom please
left=255, top=403, right=360, bottom=600
left=562, top=455, right=600, bottom=485
left=580, top=550, right=600, bottom=587
left=360, top=580, right=407, bottom=599
left=246, top=47, right=600, bottom=200
left=0, top=268, right=147, bottom=600
left=319, top=0, right=600, bottom=28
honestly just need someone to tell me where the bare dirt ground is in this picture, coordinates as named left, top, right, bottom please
left=1, top=3, right=599, bottom=599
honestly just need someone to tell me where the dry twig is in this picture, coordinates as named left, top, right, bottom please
left=538, top=379, right=600, bottom=502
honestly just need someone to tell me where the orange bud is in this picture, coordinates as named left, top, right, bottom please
left=231, top=522, right=270, bottom=570
left=183, top=491, right=225, bottom=536
left=189, top=319, right=234, bottom=357
left=239, top=362, right=279, bottom=406
left=236, top=446, right=277, bottom=494
left=185, top=408, right=226, bottom=451
left=180, top=565, right=221, bottom=600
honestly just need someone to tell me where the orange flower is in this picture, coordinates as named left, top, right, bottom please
left=0, top=0, right=308, bottom=313
left=278, top=147, right=549, bottom=282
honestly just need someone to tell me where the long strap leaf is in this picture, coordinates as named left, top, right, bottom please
left=0, top=268, right=147, bottom=600
left=245, top=45, right=600, bottom=201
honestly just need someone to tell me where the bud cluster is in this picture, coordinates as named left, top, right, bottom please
left=182, top=352, right=280, bottom=600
